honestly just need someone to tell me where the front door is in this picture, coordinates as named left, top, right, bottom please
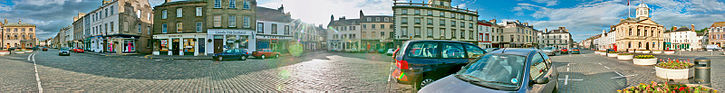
left=172, top=39, right=180, bottom=55
left=214, top=39, right=223, bottom=53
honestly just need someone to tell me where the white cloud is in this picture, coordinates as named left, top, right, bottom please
left=259, top=0, right=393, bottom=27
left=686, top=0, right=725, bottom=13
left=0, top=5, right=11, bottom=11
left=17, top=0, right=67, bottom=6
left=533, top=0, right=558, bottom=6
left=514, top=1, right=629, bottom=41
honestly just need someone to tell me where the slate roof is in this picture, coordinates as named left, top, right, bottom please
left=4, top=22, right=35, bottom=27
left=256, top=7, right=293, bottom=23
left=329, top=19, right=360, bottom=26
left=711, top=22, right=725, bottom=27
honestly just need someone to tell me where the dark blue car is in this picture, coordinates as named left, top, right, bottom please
left=419, top=48, right=559, bottom=93
left=391, top=40, right=486, bottom=90
left=212, top=49, right=249, bottom=61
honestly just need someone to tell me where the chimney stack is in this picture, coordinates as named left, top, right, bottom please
left=691, top=24, right=695, bottom=31
left=672, top=26, right=677, bottom=31
left=489, top=19, right=496, bottom=24
left=165, top=0, right=171, bottom=3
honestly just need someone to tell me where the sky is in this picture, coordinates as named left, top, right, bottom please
left=1, top=0, right=725, bottom=42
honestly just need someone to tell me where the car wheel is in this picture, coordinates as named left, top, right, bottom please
left=275, top=54, right=279, bottom=58
left=413, top=76, right=434, bottom=91
left=217, top=57, right=223, bottom=61
left=240, top=56, right=247, bottom=61
left=261, top=55, right=266, bottom=59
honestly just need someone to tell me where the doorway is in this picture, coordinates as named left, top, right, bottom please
left=214, top=39, right=223, bottom=53
left=172, top=39, right=180, bottom=55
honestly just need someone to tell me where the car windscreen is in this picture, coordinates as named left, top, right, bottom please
left=455, top=54, right=526, bottom=90
left=61, top=47, right=70, bottom=50
left=224, top=50, right=235, bottom=53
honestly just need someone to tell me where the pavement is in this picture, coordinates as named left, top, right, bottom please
left=0, top=49, right=721, bottom=92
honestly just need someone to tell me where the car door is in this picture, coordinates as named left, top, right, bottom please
left=439, top=43, right=467, bottom=75
left=402, top=42, right=441, bottom=75
left=463, top=44, right=485, bottom=63
left=527, top=52, right=554, bottom=93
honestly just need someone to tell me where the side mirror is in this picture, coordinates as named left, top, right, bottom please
left=534, top=77, right=550, bottom=84
left=471, top=54, right=482, bottom=58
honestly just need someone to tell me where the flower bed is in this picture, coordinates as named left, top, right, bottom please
left=664, top=50, right=675, bottom=54
left=655, top=59, right=694, bottom=80
left=617, top=53, right=634, bottom=60
left=633, top=55, right=657, bottom=65
left=608, top=51, right=618, bottom=57
left=618, top=81, right=717, bottom=93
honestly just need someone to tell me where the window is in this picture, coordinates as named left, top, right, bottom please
left=362, top=24, right=367, bottom=29
left=162, top=24, right=167, bottom=33
left=229, top=16, right=236, bottom=27
left=162, top=10, right=167, bottom=19
left=401, top=9, right=407, bottom=15
left=229, top=0, right=236, bottom=8
left=376, top=17, right=380, bottom=21
left=137, top=24, right=142, bottom=33
left=530, top=53, right=548, bottom=79
left=147, top=13, right=150, bottom=20
left=451, top=21, right=456, bottom=27
left=137, top=10, right=142, bottom=18
left=415, top=9, right=420, bottom=15
left=414, top=18, right=421, bottom=24
left=196, top=7, right=202, bottom=16
left=196, top=22, right=203, bottom=32
left=427, top=10, right=432, bottom=16
left=402, top=28, right=408, bottom=37
left=464, top=44, right=484, bottom=58
left=214, top=0, right=221, bottom=8
left=440, top=12, right=445, bottom=17
left=384, top=17, right=389, bottom=22
left=366, top=18, right=371, bottom=21
left=427, top=28, right=433, bottom=37
left=415, top=28, right=421, bottom=37
left=176, top=23, right=183, bottom=32
left=243, top=16, right=251, bottom=28
left=406, top=42, right=439, bottom=58
left=257, top=22, right=264, bottom=33
left=213, top=16, right=221, bottom=27
left=110, top=6, right=114, bottom=15
left=284, top=25, right=289, bottom=35
left=243, top=1, right=250, bottom=9
left=460, top=30, right=465, bottom=38
left=271, top=24, right=277, bottom=34
left=381, top=24, right=385, bottom=29
left=440, top=19, right=445, bottom=26
left=381, top=32, right=385, bottom=37
left=372, top=24, right=376, bottom=29
left=105, top=9, right=108, bottom=17
left=176, top=8, right=182, bottom=17
left=442, top=43, right=465, bottom=58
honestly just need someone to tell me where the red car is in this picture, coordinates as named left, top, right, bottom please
left=561, top=48, right=568, bottom=53
left=72, top=48, right=84, bottom=53
left=252, top=49, right=280, bottom=59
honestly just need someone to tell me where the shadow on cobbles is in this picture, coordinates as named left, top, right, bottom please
left=556, top=71, right=627, bottom=93
left=32, top=50, right=334, bottom=80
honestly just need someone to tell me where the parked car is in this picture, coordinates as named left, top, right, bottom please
left=59, top=47, right=71, bottom=56
left=252, top=49, right=280, bottom=59
left=483, top=48, right=500, bottom=53
left=385, top=49, right=395, bottom=56
left=213, top=49, right=249, bottom=61
left=706, top=45, right=722, bottom=51
left=419, top=48, right=559, bottom=93
left=391, top=40, right=486, bottom=90
left=570, top=48, right=580, bottom=54
left=541, top=47, right=561, bottom=56
left=42, top=47, right=48, bottom=51
left=72, top=48, right=84, bottom=53
left=561, top=48, right=568, bottom=53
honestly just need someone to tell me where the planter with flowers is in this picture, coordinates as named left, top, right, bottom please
left=633, top=55, right=657, bottom=65
left=0, top=50, right=9, bottom=56
left=664, top=50, right=675, bottom=55
left=618, top=81, right=717, bottom=93
left=655, top=59, right=694, bottom=80
left=643, top=50, right=651, bottom=54
left=607, top=51, right=619, bottom=57
left=599, top=50, right=607, bottom=56
left=652, top=50, right=662, bottom=54
left=594, top=50, right=602, bottom=55
left=617, top=53, right=634, bottom=60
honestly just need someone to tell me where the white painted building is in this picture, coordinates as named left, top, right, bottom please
left=596, top=30, right=616, bottom=50
left=664, top=26, right=699, bottom=51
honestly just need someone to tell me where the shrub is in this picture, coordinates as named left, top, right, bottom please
left=634, top=55, right=655, bottom=59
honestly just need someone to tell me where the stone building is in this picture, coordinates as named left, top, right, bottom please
left=327, top=15, right=361, bottom=52
left=392, top=0, right=479, bottom=47
left=2, top=19, right=37, bottom=49
left=72, top=13, right=87, bottom=49
left=541, top=27, right=573, bottom=48
left=499, top=20, right=537, bottom=48
left=611, top=2, right=665, bottom=51
left=709, top=21, right=725, bottom=47
left=204, top=0, right=257, bottom=55
left=477, top=19, right=503, bottom=48
left=152, top=0, right=208, bottom=56
left=359, top=10, right=394, bottom=52
left=256, top=5, right=293, bottom=53
left=84, top=0, right=153, bottom=54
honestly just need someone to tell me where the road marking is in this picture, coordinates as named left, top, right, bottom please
left=29, top=53, right=43, bottom=93
left=558, top=75, right=584, bottom=85
left=604, top=66, right=610, bottom=69
left=598, top=63, right=602, bottom=65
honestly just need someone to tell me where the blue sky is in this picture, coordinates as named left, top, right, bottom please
left=1, top=0, right=725, bottom=41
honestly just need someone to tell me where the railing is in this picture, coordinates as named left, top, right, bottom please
left=393, top=1, right=478, bottom=14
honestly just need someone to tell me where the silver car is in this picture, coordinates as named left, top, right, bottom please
left=541, top=47, right=561, bottom=56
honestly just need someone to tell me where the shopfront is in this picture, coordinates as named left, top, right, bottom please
left=207, top=29, right=256, bottom=55
left=153, top=33, right=207, bottom=56
left=256, top=35, right=292, bottom=53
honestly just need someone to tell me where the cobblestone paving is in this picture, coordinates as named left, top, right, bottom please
left=0, top=53, right=39, bottom=92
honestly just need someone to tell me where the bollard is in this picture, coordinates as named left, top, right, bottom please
left=694, top=57, right=711, bottom=87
